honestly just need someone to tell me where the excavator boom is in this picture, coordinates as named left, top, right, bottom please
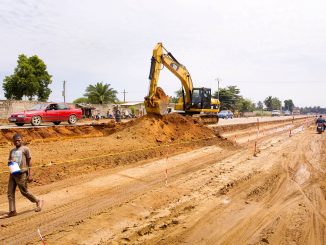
left=144, top=43, right=193, bottom=115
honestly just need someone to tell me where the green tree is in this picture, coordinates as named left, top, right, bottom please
left=283, top=99, right=294, bottom=112
left=257, top=101, right=264, bottom=110
left=2, top=54, right=52, bottom=101
left=84, top=82, right=118, bottom=104
left=170, top=88, right=183, bottom=103
left=214, top=86, right=241, bottom=111
left=73, top=97, right=89, bottom=104
left=264, top=96, right=273, bottom=110
left=264, top=96, right=282, bottom=110
left=236, top=97, right=255, bottom=112
left=271, top=97, right=282, bottom=110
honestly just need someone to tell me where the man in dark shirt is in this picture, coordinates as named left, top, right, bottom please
left=316, top=115, right=326, bottom=130
left=4, top=133, right=44, bottom=218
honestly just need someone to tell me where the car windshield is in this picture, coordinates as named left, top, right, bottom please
left=27, top=104, right=48, bottom=111
left=219, top=110, right=228, bottom=113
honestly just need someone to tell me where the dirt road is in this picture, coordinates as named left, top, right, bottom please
left=215, top=115, right=307, bottom=126
left=0, top=116, right=323, bottom=245
left=155, top=126, right=326, bottom=245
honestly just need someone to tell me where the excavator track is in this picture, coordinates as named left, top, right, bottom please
left=193, top=114, right=219, bottom=124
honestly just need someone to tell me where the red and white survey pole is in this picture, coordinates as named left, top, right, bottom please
left=37, top=228, right=46, bottom=245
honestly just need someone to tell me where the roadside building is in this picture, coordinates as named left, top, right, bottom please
left=75, top=103, right=96, bottom=118
left=119, top=101, right=145, bottom=117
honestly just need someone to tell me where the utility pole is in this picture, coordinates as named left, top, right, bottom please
left=62, top=80, right=66, bottom=103
left=122, top=89, right=128, bottom=103
left=215, top=78, right=220, bottom=100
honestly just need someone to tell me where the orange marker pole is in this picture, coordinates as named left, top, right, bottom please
left=165, top=157, right=168, bottom=186
left=253, top=141, right=257, bottom=157
left=37, top=229, right=46, bottom=245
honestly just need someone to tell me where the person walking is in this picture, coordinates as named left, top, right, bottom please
left=114, top=108, right=121, bottom=122
left=316, top=115, right=326, bottom=130
left=5, top=133, right=43, bottom=217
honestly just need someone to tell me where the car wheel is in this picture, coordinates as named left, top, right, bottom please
left=53, top=121, right=61, bottom=125
left=31, top=116, right=41, bottom=126
left=15, top=123, right=24, bottom=126
left=68, top=115, right=77, bottom=124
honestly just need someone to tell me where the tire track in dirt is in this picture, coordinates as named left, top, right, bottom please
left=48, top=124, right=313, bottom=244
left=152, top=127, right=326, bottom=245
left=0, top=146, right=236, bottom=244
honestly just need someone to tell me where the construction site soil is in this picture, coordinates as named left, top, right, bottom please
left=1, top=114, right=323, bottom=245
left=0, top=114, right=229, bottom=195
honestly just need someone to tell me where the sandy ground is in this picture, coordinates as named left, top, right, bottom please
left=0, top=115, right=308, bottom=129
left=0, top=115, right=323, bottom=245
left=215, top=115, right=308, bottom=126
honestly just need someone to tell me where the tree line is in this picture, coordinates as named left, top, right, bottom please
left=300, top=107, right=326, bottom=114
left=216, top=86, right=295, bottom=112
left=172, top=85, right=295, bottom=113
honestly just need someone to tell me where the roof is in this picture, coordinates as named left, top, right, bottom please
left=119, top=101, right=144, bottom=106
left=75, top=103, right=96, bottom=109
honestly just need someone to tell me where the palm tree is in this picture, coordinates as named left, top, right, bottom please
left=84, top=82, right=118, bottom=104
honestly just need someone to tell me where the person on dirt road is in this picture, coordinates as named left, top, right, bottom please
left=4, top=133, right=43, bottom=218
left=114, top=109, right=121, bottom=123
left=316, top=115, right=326, bottom=130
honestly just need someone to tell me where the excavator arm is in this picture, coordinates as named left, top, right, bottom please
left=144, top=43, right=193, bottom=115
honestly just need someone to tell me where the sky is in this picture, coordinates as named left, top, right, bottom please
left=0, top=0, right=325, bottom=107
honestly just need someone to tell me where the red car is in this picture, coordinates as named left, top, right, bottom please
left=8, top=103, right=83, bottom=126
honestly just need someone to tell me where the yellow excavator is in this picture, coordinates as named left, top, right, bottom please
left=144, top=42, right=220, bottom=123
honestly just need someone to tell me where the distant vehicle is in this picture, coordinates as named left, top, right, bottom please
left=218, top=110, right=233, bottom=119
left=8, top=103, right=83, bottom=126
left=271, top=110, right=281, bottom=117
left=316, top=122, right=325, bottom=134
left=284, top=110, right=292, bottom=116
left=292, top=107, right=301, bottom=115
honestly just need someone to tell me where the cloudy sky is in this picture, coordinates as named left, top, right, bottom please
left=0, top=0, right=325, bottom=107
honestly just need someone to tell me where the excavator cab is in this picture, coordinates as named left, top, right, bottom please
left=191, top=88, right=212, bottom=110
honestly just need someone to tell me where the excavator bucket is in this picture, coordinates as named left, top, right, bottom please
left=144, top=87, right=170, bottom=115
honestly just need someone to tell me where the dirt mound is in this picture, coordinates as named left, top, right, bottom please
left=0, top=122, right=117, bottom=145
left=0, top=114, right=215, bottom=145
left=115, top=113, right=215, bottom=143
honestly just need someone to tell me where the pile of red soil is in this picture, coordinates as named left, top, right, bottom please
left=117, top=113, right=215, bottom=143
left=0, top=114, right=215, bottom=145
left=0, top=122, right=117, bottom=145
